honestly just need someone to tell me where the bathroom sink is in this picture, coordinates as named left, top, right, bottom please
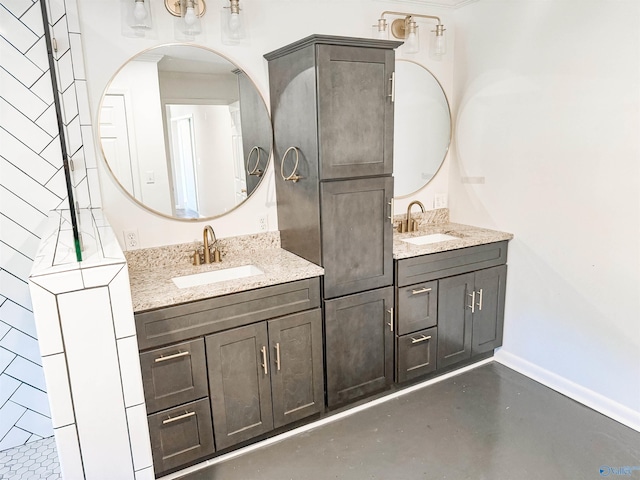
left=172, top=265, right=264, bottom=289
left=401, top=233, right=460, bottom=246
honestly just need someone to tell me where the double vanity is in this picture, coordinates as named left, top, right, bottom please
left=126, top=216, right=511, bottom=476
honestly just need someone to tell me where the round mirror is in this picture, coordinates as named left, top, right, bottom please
left=98, top=44, right=272, bottom=220
left=393, top=60, right=451, bottom=197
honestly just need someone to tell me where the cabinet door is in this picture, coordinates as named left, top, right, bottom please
left=268, top=309, right=324, bottom=428
left=321, top=177, right=394, bottom=299
left=206, top=323, right=274, bottom=450
left=397, top=327, right=438, bottom=383
left=472, top=265, right=507, bottom=355
left=148, top=398, right=215, bottom=475
left=325, top=287, right=394, bottom=407
left=437, top=272, right=474, bottom=369
left=316, top=44, right=395, bottom=179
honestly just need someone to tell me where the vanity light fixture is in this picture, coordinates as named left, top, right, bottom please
left=165, top=0, right=207, bottom=39
left=122, top=0, right=153, bottom=37
left=375, top=11, right=446, bottom=58
left=221, top=0, right=246, bottom=45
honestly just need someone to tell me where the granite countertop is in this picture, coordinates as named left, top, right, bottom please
left=125, top=232, right=324, bottom=313
left=393, top=222, right=514, bottom=260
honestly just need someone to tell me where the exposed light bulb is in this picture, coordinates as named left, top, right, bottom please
left=184, top=6, right=197, bottom=26
left=405, top=32, right=418, bottom=53
left=228, top=12, right=241, bottom=35
left=133, top=1, right=147, bottom=21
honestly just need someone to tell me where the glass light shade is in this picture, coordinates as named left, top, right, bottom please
left=175, top=0, right=202, bottom=39
left=372, top=19, right=388, bottom=40
left=221, top=4, right=246, bottom=45
left=430, top=26, right=447, bottom=59
left=404, top=21, right=420, bottom=54
left=121, top=0, right=153, bottom=37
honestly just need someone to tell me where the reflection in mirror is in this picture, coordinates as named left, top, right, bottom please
left=393, top=60, right=451, bottom=197
left=99, top=44, right=272, bottom=220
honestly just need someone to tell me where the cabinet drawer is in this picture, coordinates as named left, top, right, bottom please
left=148, top=398, right=215, bottom=475
left=396, top=241, right=508, bottom=287
left=136, top=277, right=321, bottom=349
left=396, top=280, right=437, bottom=335
left=140, top=339, right=208, bottom=414
left=396, top=327, right=437, bottom=383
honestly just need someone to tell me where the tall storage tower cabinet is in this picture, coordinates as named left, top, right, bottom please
left=265, top=35, right=402, bottom=407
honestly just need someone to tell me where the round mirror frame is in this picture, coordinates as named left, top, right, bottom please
left=393, top=59, right=452, bottom=199
left=97, top=43, right=273, bottom=222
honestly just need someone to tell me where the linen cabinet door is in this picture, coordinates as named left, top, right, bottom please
left=437, top=272, right=474, bottom=369
left=268, top=309, right=324, bottom=428
left=316, top=44, right=395, bottom=179
left=325, top=287, right=394, bottom=407
left=206, top=323, right=274, bottom=450
left=471, top=265, right=507, bottom=356
left=321, top=177, right=394, bottom=299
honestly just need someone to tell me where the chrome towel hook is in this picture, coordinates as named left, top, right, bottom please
left=281, top=146, right=302, bottom=183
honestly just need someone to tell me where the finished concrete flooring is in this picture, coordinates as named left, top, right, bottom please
left=177, top=362, right=640, bottom=480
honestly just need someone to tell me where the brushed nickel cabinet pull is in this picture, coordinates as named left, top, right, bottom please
left=388, top=199, right=394, bottom=224
left=162, top=411, right=195, bottom=425
left=387, top=72, right=396, bottom=102
left=261, top=346, right=268, bottom=375
left=411, top=287, right=432, bottom=295
left=154, top=351, right=190, bottom=363
left=477, top=289, right=483, bottom=311
left=387, top=307, right=394, bottom=332
left=467, top=291, right=476, bottom=313
left=410, top=335, right=432, bottom=344
left=275, top=343, right=281, bottom=371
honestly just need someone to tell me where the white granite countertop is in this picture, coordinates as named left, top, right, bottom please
left=125, top=232, right=324, bottom=312
left=393, top=222, right=514, bottom=260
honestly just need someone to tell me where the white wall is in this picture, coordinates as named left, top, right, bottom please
left=77, top=0, right=455, bottom=248
left=451, top=0, right=640, bottom=420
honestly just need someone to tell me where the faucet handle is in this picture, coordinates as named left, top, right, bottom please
left=192, top=249, right=202, bottom=266
left=213, top=248, right=221, bottom=263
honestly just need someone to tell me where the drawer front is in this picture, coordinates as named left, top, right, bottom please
left=396, top=280, right=438, bottom=335
left=140, top=339, right=208, bottom=414
left=136, top=277, right=321, bottom=350
left=396, top=241, right=508, bottom=287
left=148, top=398, right=215, bottom=475
left=396, top=327, right=437, bottom=383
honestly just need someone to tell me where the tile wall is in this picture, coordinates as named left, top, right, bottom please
left=1, top=0, right=101, bottom=451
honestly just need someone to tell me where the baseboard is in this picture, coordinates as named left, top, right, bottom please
left=494, top=350, right=640, bottom=433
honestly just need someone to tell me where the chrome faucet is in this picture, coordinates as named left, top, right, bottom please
left=400, top=200, right=425, bottom=233
left=202, top=225, right=221, bottom=264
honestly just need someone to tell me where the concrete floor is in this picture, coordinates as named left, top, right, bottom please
left=177, top=362, right=640, bottom=480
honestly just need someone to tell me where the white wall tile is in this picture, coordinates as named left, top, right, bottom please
left=30, top=268, right=84, bottom=296
left=35, top=102, right=60, bottom=138
left=0, top=269, right=32, bottom=311
left=135, top=466, right=155, bottom=480
left=30, top=71, right=55, bottom=104
left=0, top=187, right=49, bottom=235
left=0, top=68, right=48, bottom=121
left=0, top=328, right=42, bottom=366
left=68, top=33, right=85, bottom=79
left=75, top=80, right=91, bottom=124
left=63, top=0, right=81, bottom=34
left=0, top=127, right=57, bottom=186
left=58, top=287, right=135, bottom=480
left=61, top=83, right=79, bottom=125
left=0, top=100, right=52, bottom=154
left=54, top=50, right=73, bottom=92
left=0, top=373, right=20, bottom=407
left=0, top=37, right=44, bottom=88
left=39, top=134, right=64, bottom=168
left=25, top=36, right=50, bottom=73
left=0, top=346, right=17, bottom=372
left=0, top=5, right=39, bottom=54
left=0, top=242, right=34, bottom=281
left=0, top=321, right=10, bottom=339
left=65, top=115, right=82, bottom=155
left=16, top=409, right=53, bottom=437
left=11, top=382, right=51, bottom=417
left=72, top=176, right=91, bottom=209
left=0, top=400, right=27, bottom=436
left=46, top=0, right=66, bottom=25
left=21, top=1, right=46, bottom=37
left=54, top=424, right=85, bottom=480
left=45, top=166, right=68, bottom=200
left=41, top=353, right=74, bottom=428
left=117, top=336, right=144, bottom=407
left=50, top=14, right=69, bottom=60
left=126, top=404, right=153, bottom=471
left=5, top=356, right=46, bottom=391
left=108, top=267, right=136, bottom=339
left=0, top=426, right=31, bottom=451
left=87, top=168, right=103, bottom=208
left=81, top=126, right=96, bottom=168
left=0, top=299, right=37, bottom=338
left=1, top=0, right=32, bottom=18
left=81, top=264, right=122, bottom=288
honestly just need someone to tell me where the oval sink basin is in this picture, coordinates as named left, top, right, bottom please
left=172, top=265, right=264, bottom=289
left=401, top=233, right=460, bottom=246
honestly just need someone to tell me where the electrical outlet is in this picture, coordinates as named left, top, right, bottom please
left=434, top=193, right=448, bottom=209
left=123, top=230, right=139, bottom=250
left=258, top=216, right=268, bottom=231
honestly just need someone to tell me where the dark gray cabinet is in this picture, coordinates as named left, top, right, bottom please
left=325, top=287, right=394, bottom=407
left=266, top=35, right=400, bottom=408
left=206, top=309, right=324, bottom=450
left=395, top=242, right=509, bottom=380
